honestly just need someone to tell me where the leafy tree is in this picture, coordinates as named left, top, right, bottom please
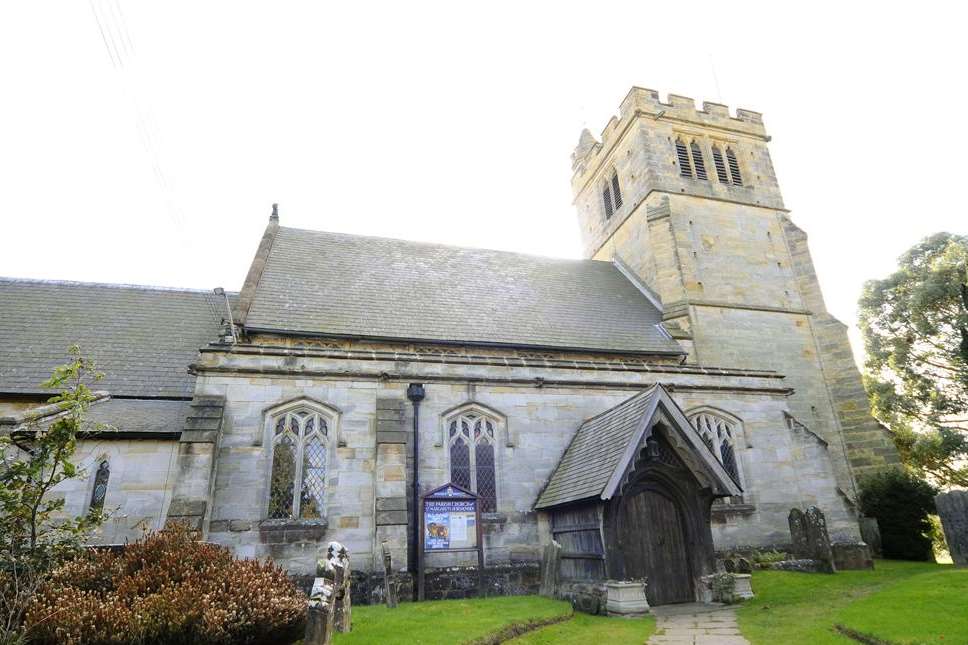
left=859, top=232, right=968, bottom=487
left=857, top=469, right=938, bottom=561
left=0, top=346, right=109, bottom=644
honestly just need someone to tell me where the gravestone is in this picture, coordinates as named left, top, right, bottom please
left=788, top=507, right=835, bottom=573
left=936, top=491, right=968, bottom=567
left=858, top=516, right=882, bottom=557
left=327, top=542, right=352, bottom=632
left=381, top=542, right=398, bottom=608
left=735, top=557, right=753, bottom=574
left=304, top=542, right=352, bottom=645
left=539, top=540, right=561, bottom=598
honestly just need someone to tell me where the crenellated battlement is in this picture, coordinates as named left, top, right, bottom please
left=572, top=87, right=768, bottom=177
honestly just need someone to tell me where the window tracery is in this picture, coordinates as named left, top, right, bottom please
left=445, top=409, right=498, bottom=512
left=268, top=406, right=330, bottom=520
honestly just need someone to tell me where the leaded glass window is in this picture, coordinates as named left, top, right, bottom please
left=447, top=411, right=498, bottom=512
left=689, top=412, right=742, bottom=485
left=268, top=407, right=329, bottom=520
left=89, top=460, right=109, bottom=512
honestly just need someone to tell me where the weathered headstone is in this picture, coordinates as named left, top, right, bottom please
left=381, top=542, right=398, bottom=608
left=788, top=508, right=809, bottom=557
left=858, top=516, right=882, bottom=557
left=936, top=491, right=968, bottom=567
left=789, top=507, right=835, bottom=573
left=539, top=540, right=561, bottom=598
left=305, top=576, right=335, bottom=645
left=327, top=541, right=352, bottom=632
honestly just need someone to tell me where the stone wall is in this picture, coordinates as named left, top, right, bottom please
left=50, top=438, right=178, bottom=544
left=190, top=340, right=857, bottom=576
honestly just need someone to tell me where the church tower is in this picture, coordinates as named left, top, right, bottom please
left=571, top=87, right=899, bottom=493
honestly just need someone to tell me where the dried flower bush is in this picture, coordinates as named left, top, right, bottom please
left=24, top=524, right=306, bottom=645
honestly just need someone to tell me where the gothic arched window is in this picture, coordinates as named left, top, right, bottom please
left=89, top=460, right=110, bottom=512
left=268, top=405, right=332, bottom=520
left=725, top=147, right=743, bottom=186
left=446, top=408, right=498, bottom=512
left=675, top=138, right=692, bottom=177
left=711, top=145, right=730, bottom=183
left=690, top=141, right=707, bottom=180
left=689, top=411, right=742, bottom=485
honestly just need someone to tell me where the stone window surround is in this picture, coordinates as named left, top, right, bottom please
left=672, top=130, right=750, bottom=188
left=261, top=397, right=341, bottom=523
left=437, top=401, right=508, bottom=514
left=684, top=405, right=748, bottom=490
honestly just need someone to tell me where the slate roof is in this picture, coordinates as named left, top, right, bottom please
left=535, top=386, right=661, bottom=509
left=85, top=399, right=191, bottom=436
left=243, top=227, right=683, bottom=355
left=534, top=385, right=742, bottom=509
left=0, top=278, right=230, bottom=398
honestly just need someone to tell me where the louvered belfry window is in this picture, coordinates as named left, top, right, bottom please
left=711, top=145, right=729, bottom=183
left=268, top=407, right=329, bottom=520
left=725, top=147, right=743, bottom=186
left=690, top=412, right=741, bottom=485
left=89, top=460, right=110, bottom=512
left=675, top=138, right=692, bottom=177
left=602, top=185, right=614, bottom=219
left=611, top=172, right=623, bottom=209
left=690, top=141, right=707, bottom=180
left=447, top=411, right=498, bottom=512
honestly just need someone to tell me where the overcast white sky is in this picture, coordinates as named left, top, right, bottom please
left=1, top=2, right=964, bottom=362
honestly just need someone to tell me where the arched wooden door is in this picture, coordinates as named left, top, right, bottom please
left=618, top=486, right=694, bottom=605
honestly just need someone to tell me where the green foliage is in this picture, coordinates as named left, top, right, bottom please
left=748, top=549, right=788, bottom=565
left=859, top=232, right=968, bottom=486
left=858, top=470, right=938, bottom=561
left=0, top=346, right=109, bottom=642
left=24, top=523, right=306, bottom=645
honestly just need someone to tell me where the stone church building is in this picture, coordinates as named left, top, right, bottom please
left=0, top=87, right=898, bottom=605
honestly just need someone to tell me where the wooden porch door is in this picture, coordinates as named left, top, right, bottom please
left=619, top=487, right=693, bottom=605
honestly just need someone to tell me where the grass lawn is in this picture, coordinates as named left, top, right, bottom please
left=835, top=565, right=968, bottom=644
left=737, top=560, right=963, bottom=645
left=509, top=611, right=656, bottom=644
left=331, top=595, right=571, bottom=645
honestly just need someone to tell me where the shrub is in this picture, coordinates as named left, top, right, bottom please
left=749, top=549, right=788, bottom=565
left=858, top=469, right=938, bottom=561
left=23, top=524, right=305, bottom=645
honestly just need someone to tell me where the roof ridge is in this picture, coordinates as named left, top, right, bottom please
left=0, top=276, right=236, bottom=295
left=277, top=225, right=597, bottom=265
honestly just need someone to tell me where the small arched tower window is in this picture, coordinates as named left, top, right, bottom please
left=675, top=138, right=692, bottom=178
left=725, top=147, right=743, bottom=186
left=610, top=172, right=623, bottom=209
left=688, top=411, right=742, bottom=485
left=602, top=184, right=613, bottom=219
left=690, top=141, right=707, bottom=180
left=711, top=145, right=730, bottom=183
left=89, top=460, right=110, bottom=512
left=445, top=408, right=499, bottom=512
left=268, top=404, right=332, bottom=520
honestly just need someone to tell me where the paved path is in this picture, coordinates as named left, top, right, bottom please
left=647, top=603, right=749, bottom=645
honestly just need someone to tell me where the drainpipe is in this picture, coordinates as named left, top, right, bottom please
left=406, top=383, right=425, bottom=600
